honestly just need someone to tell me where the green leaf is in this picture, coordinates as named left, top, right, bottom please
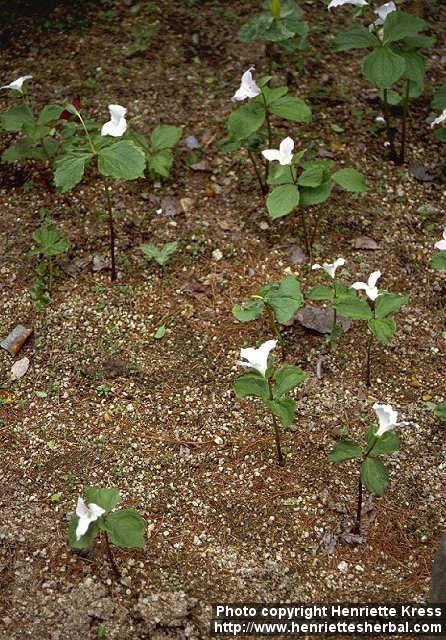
left=298, top=181, right=332, bottom=207
left=148, top=149, right=174, bottom=178
left=427, top=401, right=446, bottom=422
left=228, top=101, right=266, bottom=140
left=306, top=285, right=333, bottom=301
left=268, top=96, right=311, bottom=123
left=334, top=298, right=373, bottom=320
left=333, top=25, right=380, bottom=52
left=68, top=516, right=100, bottom=550
left=267, top=163, right=297, bottom=186
left=360, top=457, right=389, bottom=497
left=2, top=139, right=35, bottom=163
left=329, top=440, right=362, bottom=463
left=431, top=251, right=446, bottom=270
left=367, top=317, right=396, bottom=344
left=382, top=11, right=426, bottom=45
left=265, top=397, right=296, bottom=428
left=432, top=82, right=446, bottom=111
left=103, top=509, right=145, bottom=549
left=141, top=241, right=178, bottom=267
left=150, top=124, right=182, bottom=151
left=98, top=140, right=145, bottom=180
left=404, top=34, right=435, bottom=49
left=273, top=364, right=306, bottom=398
left=154, top=325, right=166, bottom=339
left=261, top=85, right=288, bottom=106
left=54, top=150, right=93, bottom=192
left=298, top=166, right=325, bottom=188
left=31, top=225, right=69, bottom=257
left=233, top=371, right=269, bottom=400
left=38, top=104, right=64, bottom=125
left=0, top=104, right=34, bottom=132
left=374, top=293, right=409, bottom=319
left=85, top=487, right=121, bottom=511
left=334, top=281, right=357, bottom=301
left=238, top=12, right=272, bottom=43
left=401, top=51, right=425, bottom=86
left=362, top=46, right=406, bottom=89
left=264, top=275, right=303, bottom=323
left=267, top=183, right=299, bottom=219
left=232, top=298, right=264, bottom=322
left=332, top=168, right=367, bottom=193
left=367, top=428, right=400, bottom=455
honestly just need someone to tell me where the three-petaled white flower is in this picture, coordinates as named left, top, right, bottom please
left=101, top=104, right=127, bottom=137
left=1, top=75, right=33, bottom=93
left=232, top=67, right=260, bottom=102
left=262, top=136, right=294, bottom=166
left=328, top=0, right=368, bottom=9
left=351, top=270, right=381, bottom=301
left=238, top=340, right=277, bottom=376
left=312, top=257, right=345, bottom=279
left=75, top=497, right=105, bottom=540
left=435, top=229, right=446, bottom=251
left=431, top=108, right=446, bottom=129
left=373, top=1, right=396, bottom=25
left=372, top=403, right=399, bottom=437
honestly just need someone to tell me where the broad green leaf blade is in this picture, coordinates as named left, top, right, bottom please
left=427, top=401, right=446, bottom=423
left=299, top=181, right=332, bottom=207
left=374, top=293, right=409, bottom=319
left=362, top=46, right=406, bottom=89
left=0, top=104, right=34, bottom=132
left=38, top=104, right=64, bottom=125
left=367, top=317, right=396, bottom=344
left=332, top=168, right=367, bottom=193
left=232, top=299, right=264, bottom=322
left=148, top=149, right=173, bottom=178
left=233, top=371, right=269, bottom=400
left=85, top=487, right=121, bottom=511
left=264, top=275, right=304, bottom=323
left=306, top=285, right=333, bottom=301
left=238, top=12, right=272, bottom=43
left=360, top=457, right=389, bottom=497
left=431, top=251, right=446, bottom=270
left=269, top=96, right=312, bottom=123
left=266, top=184, right=299, bottom=219
left=265, top=397, right=296, bottom=428
left=273, top=364, right=306, bottom=398
left=334, top=298, right=373, bottom=320
left=370, top=430, right=400, bottom=456
left=382, top=11, right=426, bottom=45
left=332, top=25, right=380, bottom=52
left=150, top=124, right=182, bottom=151
left=267, top=163, right=297, bottom=186
left=141, top=241, right=177, bottom=267
left=335, top=281, right=357, bottom=301
left=98, top=140, right=145, bottom=180
left=54, top=150, right=93, bottom=192
left=103, top=509, right=145, bottom=549
left=2, top=139, right=35, bottom=163
left=329, top=440, right=362, bottom=463
left=401, top=51, right=425, bottom=86
left=432, top=82, right=446, bottom=111
left=68, top=516, right=100, bottom=550
left=228, top=102, right=266, bottom=140
left=261, top=85, right=288, bottom=106
left=298, top=166, right=324, bottom=188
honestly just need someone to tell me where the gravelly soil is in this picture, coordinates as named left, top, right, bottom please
left=0, top=1, right=445, bottom=638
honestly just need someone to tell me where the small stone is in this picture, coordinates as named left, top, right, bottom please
left=212, top=249, right=223, bottom=261
left=337, top=561, right=348, bottom=573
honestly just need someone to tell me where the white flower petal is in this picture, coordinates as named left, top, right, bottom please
left=351, top=281, right=367, bottom=291
left=1, top=75, right=33, bottom=92
left=88, top=503, right=106, bottom=519
left=368, top=270, right=381, bottom=289
left=373, top=402, right=398, bottom=437
left=328, top=0, right=368, bottom=8
left=75, top=517, right=91, bottom=541
left=280, top=136, right=294, bottom=158
left=238, top=340, right=277, bottom=376
left=374, top=1, right=396, bottom=23
left=431, top=108, right=446, bottom=128
left=76, top=497, right=90, bottom=519
left=312, top=264, right=322, bottom=270
left=101, top=104, right=127, bottom=137
left=262, top=149, right=282, bottom=162
left=231, top=67, right=260, bottom=101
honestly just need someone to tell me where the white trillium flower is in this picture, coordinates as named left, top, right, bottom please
left=328, top=0, right=368, bottom=9
left=232, top=67, right=260, bottom=102
left=373, top=1, right=396, bottom=25
left=238, top=339, right=277, bottom=376
left=351, top=270, right=381, bottom=301
left=1, top=74, right=33, bottom=93
left=435, top=229, right=446, bottom=251
left=75, top=497, right=105, bottom=540
left=312, top=257, right=345, bottom=279
left=101, top=104, right=127, bottom=137
left=431, top=108, right=446, bottom=128
left=262, top=136, right=294, bottom=166
left=373, top=403, right=399, bottom=437
left=375, top=116, right=385, bottom=124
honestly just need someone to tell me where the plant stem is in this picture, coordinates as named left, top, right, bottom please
left=75, top=109, right=96, bottom=155
left=104, top=182, right=116, bottom=281
left=383, top=89, right=398, bottom=162
left=103, top=532, right=121, bottom=578
left=48, top=257, right=53, bottom=293
left=364, top=332, right=373, bottom=387
left=353, top=439, right=377, bottom=534
left=399, top=79, right=410, bottom=165
left=266, top=304, right=285, bottom=358
left=260, top=90, right=273, bottom=148
left=248, top=149, right=267, bottom=195
left=268, top=378, right=284, bottom=466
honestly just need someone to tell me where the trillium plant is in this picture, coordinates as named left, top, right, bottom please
left=233, top=339, right=306, bottom=465
left=307, top=257, right=346, bottom=347
left=329, top=1, right=434, bottom=163
left=232, top=274, right=304, bottom=355
left=68, top=487, right=145, bottom=576
left=333, top=270, right=409, bottom=386
left=329, top=403, right=407, bottom=535
left=262, top=136, right=367, bottom=256
left=219, top=68, right=312, bottom=195
left=237, top=0, right=309, bottom=59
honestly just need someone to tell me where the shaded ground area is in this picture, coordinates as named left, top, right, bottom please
left=0, top=0, right=445, bottom=638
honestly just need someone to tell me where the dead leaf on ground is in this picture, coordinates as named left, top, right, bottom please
left=160, top=196, right=178, bottom=217
left=351, top=236, right=380, bottom=250
left=92, top=255, right=107, bottom=272
left=293, top=305, right=351, bottom=334
left=287, top=244, right=308, bottom=265
left=63, top=255, right=92, bottom=277
left=409, top=163, right=434, bottom=182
